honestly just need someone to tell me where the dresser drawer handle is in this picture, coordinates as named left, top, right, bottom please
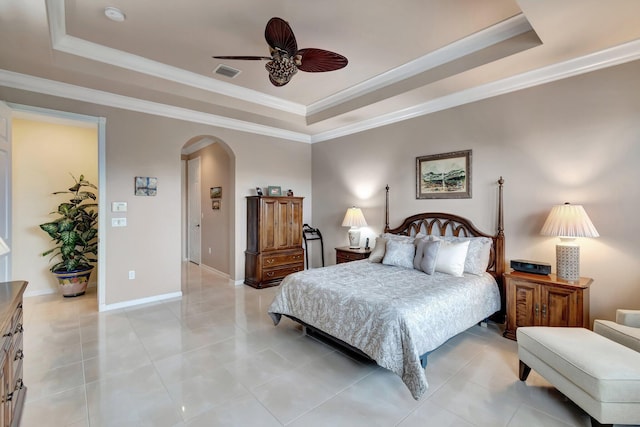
left=265, top=259, right=275, bottom=264
left=14, top=323, right=23, bottom=335
left=266, top=272, right=275, bottom=277
left=15, top=349, right=23, bottom=361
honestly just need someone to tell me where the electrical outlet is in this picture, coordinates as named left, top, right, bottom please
left=208, top=248, right=211, bottom=254
left=128, top=270, right=135, bottom=280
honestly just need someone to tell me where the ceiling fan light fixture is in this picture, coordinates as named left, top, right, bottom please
left=104, top=7, right=126, bottom=22
left=265, top=57, right=298, bottom=85
left=212, top=17, right=347, bottom=87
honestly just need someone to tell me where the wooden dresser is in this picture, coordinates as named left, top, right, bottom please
left=0, top=281, right=27, bottom=427
left=503, top=271, right=591, bottom=340
left=245, top=196, right=304, bottom=288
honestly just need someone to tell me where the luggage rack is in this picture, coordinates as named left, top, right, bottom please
left=302, top=224, right=324, bottom=269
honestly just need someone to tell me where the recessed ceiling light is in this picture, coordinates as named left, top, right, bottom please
left=104, top=7, right=126, bottom=22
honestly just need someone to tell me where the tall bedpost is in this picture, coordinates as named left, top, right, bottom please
left=495, top=176, right=506, bottom=322
left=384, top=185, right=390, bottom=232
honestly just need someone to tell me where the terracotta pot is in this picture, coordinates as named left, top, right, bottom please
left=52, top=267, right=93, bottom=297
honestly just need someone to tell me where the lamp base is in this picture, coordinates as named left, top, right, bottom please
left=556, top=244, right=580, bottom=281
left=347, top=229, right=361, bottom=249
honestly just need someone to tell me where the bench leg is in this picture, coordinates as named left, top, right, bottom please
left=519, top=360, right=531, bottom=381
left=589, top=416, right=612, bottom=427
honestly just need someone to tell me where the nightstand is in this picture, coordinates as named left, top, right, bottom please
left=503, top=271, right=593, bottom=340
left=335, top=246, right=371, bottom=264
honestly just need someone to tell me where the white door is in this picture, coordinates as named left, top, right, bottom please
left=0, top=102, right=11, bottom=281
left=187, top=157, right=201, bottom=264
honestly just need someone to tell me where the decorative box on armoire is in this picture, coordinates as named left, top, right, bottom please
left=245, top=196, right=304, bottom=288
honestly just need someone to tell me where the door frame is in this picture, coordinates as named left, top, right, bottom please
left=187, top=156, right=202, bottom=265
left=7, top=103, right=107, bottom=309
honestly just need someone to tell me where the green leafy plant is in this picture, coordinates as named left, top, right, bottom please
left=39, top=174, right=98, bottom=273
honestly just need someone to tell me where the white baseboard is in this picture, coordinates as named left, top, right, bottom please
left=99, top=291, right=183, bottom=312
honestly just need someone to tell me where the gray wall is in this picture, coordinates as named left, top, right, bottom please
left=311, top=59, right=640, bottom=322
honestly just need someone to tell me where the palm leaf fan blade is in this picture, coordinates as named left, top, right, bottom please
left=265, top=17, right=298, bottom=56
left=213, top=55, right=272, bottom=60
left=296, top=48, right=348, bottom=72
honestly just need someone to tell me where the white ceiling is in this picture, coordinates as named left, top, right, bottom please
left=1, top=0, right=640, bottom=143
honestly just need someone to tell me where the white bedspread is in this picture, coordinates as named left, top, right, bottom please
left=268, top=260, right=501, bottom=399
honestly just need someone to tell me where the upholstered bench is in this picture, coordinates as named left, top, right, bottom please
left=517, top=327, right=640, bottom=427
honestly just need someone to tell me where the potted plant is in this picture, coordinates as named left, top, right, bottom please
left=39, top=174, right=98, bottom=297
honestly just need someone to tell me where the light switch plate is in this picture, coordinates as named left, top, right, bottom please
left=112, top=218, right=127, bottom=227
left=112, top=202, right=127, bottom=212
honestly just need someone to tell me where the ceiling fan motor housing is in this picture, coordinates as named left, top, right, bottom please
left=265, top=56, right=298, bottom=85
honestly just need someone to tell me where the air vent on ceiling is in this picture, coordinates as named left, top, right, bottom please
left=214, top=64, right=241, bottom=79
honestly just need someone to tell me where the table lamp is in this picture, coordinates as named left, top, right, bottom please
left=540, top=202, right=599, bottom=281
left=342, top=207, right=367, bottom=249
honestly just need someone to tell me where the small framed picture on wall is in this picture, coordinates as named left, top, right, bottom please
left=210, top=186, right=222, bottom=199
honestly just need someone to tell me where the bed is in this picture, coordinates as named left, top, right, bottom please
left=268, top=178, right=506, bottom=400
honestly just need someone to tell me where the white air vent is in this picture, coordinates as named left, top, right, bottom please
left=214, top=64, right=241, bottom=79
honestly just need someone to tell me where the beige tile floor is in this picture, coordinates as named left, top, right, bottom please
left=19, top=263, right=617, bottom=426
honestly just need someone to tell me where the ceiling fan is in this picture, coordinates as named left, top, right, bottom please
left=213, top=17, right=348, bottom=87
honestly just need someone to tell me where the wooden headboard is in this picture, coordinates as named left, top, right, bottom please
left=383, top=177, right=506, bottom=321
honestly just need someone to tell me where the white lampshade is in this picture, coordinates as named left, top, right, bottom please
left=540, top=203, right=599, bottom=238
left=0, top=237, right=9, bottom=256
left=342, top=207, right=367, bottom=249
left=342, top=207, right=367, bottom=228
left=541, top=203, right=598, bottom=282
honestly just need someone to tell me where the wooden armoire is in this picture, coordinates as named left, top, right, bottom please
left=244, top=196, right=304, bottom=288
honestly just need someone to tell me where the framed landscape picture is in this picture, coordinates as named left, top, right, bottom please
left=416, top=150, right=471, bottom=199
left=210, top=186, right=222, bottom=199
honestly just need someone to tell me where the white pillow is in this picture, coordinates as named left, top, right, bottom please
left=382, top=240, right=415, bottom=269
left=434, top=240, right=470, bottom=277
left=436, top=236, right=492, bottom=275
left=418, top=239, right=441, bottom=275
left=368, top=237, right=387, bottom=263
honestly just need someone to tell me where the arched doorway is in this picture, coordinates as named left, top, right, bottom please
left=181, top=136, right=235, bottom=281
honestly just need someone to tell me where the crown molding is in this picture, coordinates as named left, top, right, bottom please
left=0, top=69, right=311, bottom=143
left=45, top=0, right=535, bottom=121
left=45, top=0, right=306, bottom=116
left=3, top=22, right=639, bottom=145
left=311, top=37, right=640, bottom=143
left=306, top=14, right=533, bottom=116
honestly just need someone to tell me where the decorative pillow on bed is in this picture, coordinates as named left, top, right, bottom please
left=435, top=236, right=492, bottom=275
left=434, top=239, right=470, bottom=277
left=370, top=233, right=426, bottom=263
left=417, top=239, right=441, bottom=274
left=368, top=237, right=387, bottom=263
left=382, top=239, right=415, bottom=269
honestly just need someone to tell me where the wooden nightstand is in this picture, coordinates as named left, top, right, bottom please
left=335, top=246, right=371, bottom=264
left=503, top=271, right=593, bottom=340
